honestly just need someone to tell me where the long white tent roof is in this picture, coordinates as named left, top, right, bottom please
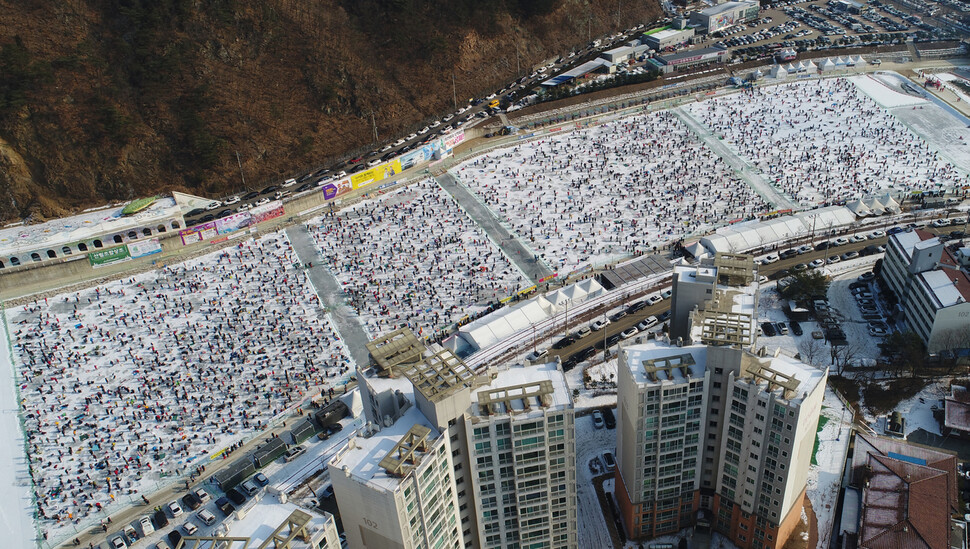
left=699, top=206, right=858, bottom=255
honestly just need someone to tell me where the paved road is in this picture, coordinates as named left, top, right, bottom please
left=434, top=172, right=554, bottom=283
left=285, top=224, right=371, bottom=368
left=672, top=106, right=797, bottom=211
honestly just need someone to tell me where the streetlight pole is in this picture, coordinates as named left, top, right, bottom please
left=452, top=73, right=458, bottom=111
left=235, top=150, right=247, bottom=190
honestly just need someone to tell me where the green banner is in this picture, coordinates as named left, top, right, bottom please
left=88, top=245, right=131, bottom=267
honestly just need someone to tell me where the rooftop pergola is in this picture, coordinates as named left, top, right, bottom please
left=379, top=424, right=433, bottom=477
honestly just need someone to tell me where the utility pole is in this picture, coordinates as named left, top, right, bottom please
left=452, top=73, right=458, bottom=111
left=371, top=112, right=378, bottom=143
left=235, top=151, right=247, bottom=189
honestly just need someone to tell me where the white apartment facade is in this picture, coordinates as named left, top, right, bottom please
left=616, top=255, right=827, bottom=549
left=465, top=363, right=577, bottom=549
left=333, top=330, right=577, bottom=549
left=880, top=230, right=970, bottom=352
left=329, top=405, right=462, bottom=549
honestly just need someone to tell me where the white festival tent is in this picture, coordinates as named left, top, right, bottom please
left=770, top=65, right=788, bottom=79
left=846, top=198, right=872, bottom=216
left=445, top=278, right=605, bottom=355
left=699, top=205, right=858, bottom=255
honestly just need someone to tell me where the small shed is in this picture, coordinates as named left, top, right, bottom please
left=212, top=457, right=256, bottom=491
left=252, top=437, right=288, bottom=469
left=288, top=418, right=317, bottom=445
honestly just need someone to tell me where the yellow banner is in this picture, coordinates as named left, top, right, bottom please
left=351, top=159, right=403, bottom=189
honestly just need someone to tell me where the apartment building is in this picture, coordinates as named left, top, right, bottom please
left=465, top=362, right=577, bottom=549
left=880, top=229, right=970, bottom=352
left=331, top=328, right=576, bottom=549
left=328, top=402, right=462, bottom=549
left=616, top=254, right=828, bottom=549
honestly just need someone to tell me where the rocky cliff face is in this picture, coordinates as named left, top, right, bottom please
left=0, top=0, right=661, bottom=224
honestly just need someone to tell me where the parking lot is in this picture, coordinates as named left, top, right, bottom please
left=700, top=0, right=953, bottom=63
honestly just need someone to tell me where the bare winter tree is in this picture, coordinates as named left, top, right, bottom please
left=831, top=341, right=866, bottom=377
left=798, top=338, right=827, bottom=368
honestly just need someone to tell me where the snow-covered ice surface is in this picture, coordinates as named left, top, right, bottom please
left=806, top=387, right=851, bottom=549
left=0, top=309, right=35, bottom=548
left=5, top=234, right=352, bottom=542
left=686, top=77, right=964, bottom=207
left=307, top=178, right=529, bottom=338
left=850, top=73, right=928, bottom=108
left=455, top=110, right=771, bottom=274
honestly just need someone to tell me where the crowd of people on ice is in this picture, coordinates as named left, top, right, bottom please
left=8, top=235, right=351, bottom=531
left=457, top=110, right=772, bottom=274
left=307, top=178, right=529, bottom=337
left=687, top=77, right=964, bottom=206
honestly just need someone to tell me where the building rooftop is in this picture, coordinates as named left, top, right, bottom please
left=698, top=1, right=757, bottom=16
left=687, top=257, right=760, bottom=347
left=620, top=342, right=709, bottom=385
left=366, top=328, right=426, bottom=374
left=650, top=28, right=690, bottom=40
left=470, top=362, right=572, bottom=418
left=740, top=351, right=826, bottom=403
left=944, top=385, right=970, bottom=433
left=0, top=196, right=182, bottom=256
left=329, top=405, right=440, bottom=492
left=850, top=434, right=958, bottom=549
left=892, top=229, right=938, bottom=263
left=917, top=268, right=970, bottom=308
left=223, top=497, right=336, bottom=549
left=400, top=346, right=477, bottom=403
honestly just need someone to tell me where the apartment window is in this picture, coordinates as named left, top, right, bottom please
left=714, top=368, right=723, bottom=375
left=713, top=381, right=722, bottom=388
left=712, top=395, right=721, bottom=402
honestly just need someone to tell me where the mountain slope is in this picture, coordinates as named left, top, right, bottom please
left=0, top=0, right=662, bottom=224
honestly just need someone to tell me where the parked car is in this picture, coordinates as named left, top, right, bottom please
left=602, top=452, right=617, bottom=472
left=194, top=488, right=210, bottom=502
left=552, top=335, right=577, bottom=349
left=197, top=509, right=217, bottom=526
left=215, top=497, right=235, bottom=516
left=596, top=408, right=614, bottom=431
left=620, top=327, right=639, bottom=339
left=182, top=521, right=198, bottom=536
left=591, top=319, right=611, bottom=331
left=761, top=322, right=777, bottom=337
left=637, top=316, right=659, bottom=332
left=167, top=501, right=183, bottom=517
left=152, top=509, right=169, bottom=529
left=526, top=348, right=549, bottom=362
left=592, top=410, right=605, bottom=429
left=182, top=492, right=201, bottom=510
left=226, top=487, right=247, bottom=505
left=609, top=310, right=627, bottom=322
left=254, top=473, right=269, bottom=486
left=789, top=321, right=803, bottom=336
left=283, top=446, right=306, bottom=463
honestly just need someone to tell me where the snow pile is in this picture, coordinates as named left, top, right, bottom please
left=307, top=178, right=529, bottom=338
left=686, top=78, right=963, bottom=206
left=456, top=110, right=771, bottom=274
left=7, top=234, right=352, bottom=539
left=805, top=388, right=851, bottom=549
